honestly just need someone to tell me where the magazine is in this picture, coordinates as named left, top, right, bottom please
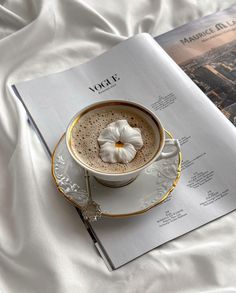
left=156, top=4, right=236, bottom=126
left=11, top=30, right=236, bottom=269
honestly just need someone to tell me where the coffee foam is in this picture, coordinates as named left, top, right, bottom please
left=70, top=105, right=160, bottom=174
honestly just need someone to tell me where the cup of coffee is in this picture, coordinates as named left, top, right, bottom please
left=66, top=100, right=180, bottom=187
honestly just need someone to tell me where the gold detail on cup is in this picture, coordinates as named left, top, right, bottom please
left=66, top=100, right=164, bottom=176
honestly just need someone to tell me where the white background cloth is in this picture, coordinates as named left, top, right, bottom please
left=1, top=0, right=236, bottom=292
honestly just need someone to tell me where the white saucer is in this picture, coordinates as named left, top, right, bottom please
left=52, top=131, right=181, bottom=218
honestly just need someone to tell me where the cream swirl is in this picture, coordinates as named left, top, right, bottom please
left=97, top=120, right=143, bottom=164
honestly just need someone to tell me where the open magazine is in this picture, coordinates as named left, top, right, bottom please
left=11, top=15, right=236, bottom=269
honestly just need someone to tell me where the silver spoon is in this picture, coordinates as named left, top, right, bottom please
left=81, top=170, right=102, bottom=222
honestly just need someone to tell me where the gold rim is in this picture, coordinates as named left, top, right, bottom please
left=51, top=130, right=182, bottom=218
left=66, top=100, right=164, bottom=176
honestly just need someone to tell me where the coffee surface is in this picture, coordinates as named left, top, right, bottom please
left=70, top=106, right=158, bottom=173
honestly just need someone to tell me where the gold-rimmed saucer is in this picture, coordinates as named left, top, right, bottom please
left=51, top=130, right=181, bottom=218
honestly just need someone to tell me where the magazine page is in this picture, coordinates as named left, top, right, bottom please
left=12, top=33, right=236, bottom=269
left=156, top=4, right=236, bottom=126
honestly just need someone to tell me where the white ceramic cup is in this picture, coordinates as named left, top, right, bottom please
left=66, top=100, right=180, bottom=187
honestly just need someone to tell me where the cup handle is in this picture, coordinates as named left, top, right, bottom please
left=157, top=139, right=180, bottom=160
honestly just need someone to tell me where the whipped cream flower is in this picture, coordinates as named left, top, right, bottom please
left=97, top=120, right=143, bottom=164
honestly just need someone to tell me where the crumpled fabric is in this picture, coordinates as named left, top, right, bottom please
left=0, top=0, right=236, bottom=292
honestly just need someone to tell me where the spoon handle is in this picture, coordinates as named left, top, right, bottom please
left=82, top=170, right=102, bottom=222
left=84, top=169, right=92, bottom=201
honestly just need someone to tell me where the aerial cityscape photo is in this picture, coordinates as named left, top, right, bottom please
left=180, top=40, right=236, bottom=126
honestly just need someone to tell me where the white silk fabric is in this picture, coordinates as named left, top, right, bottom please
left=0, top=0, right=236, bottom=292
